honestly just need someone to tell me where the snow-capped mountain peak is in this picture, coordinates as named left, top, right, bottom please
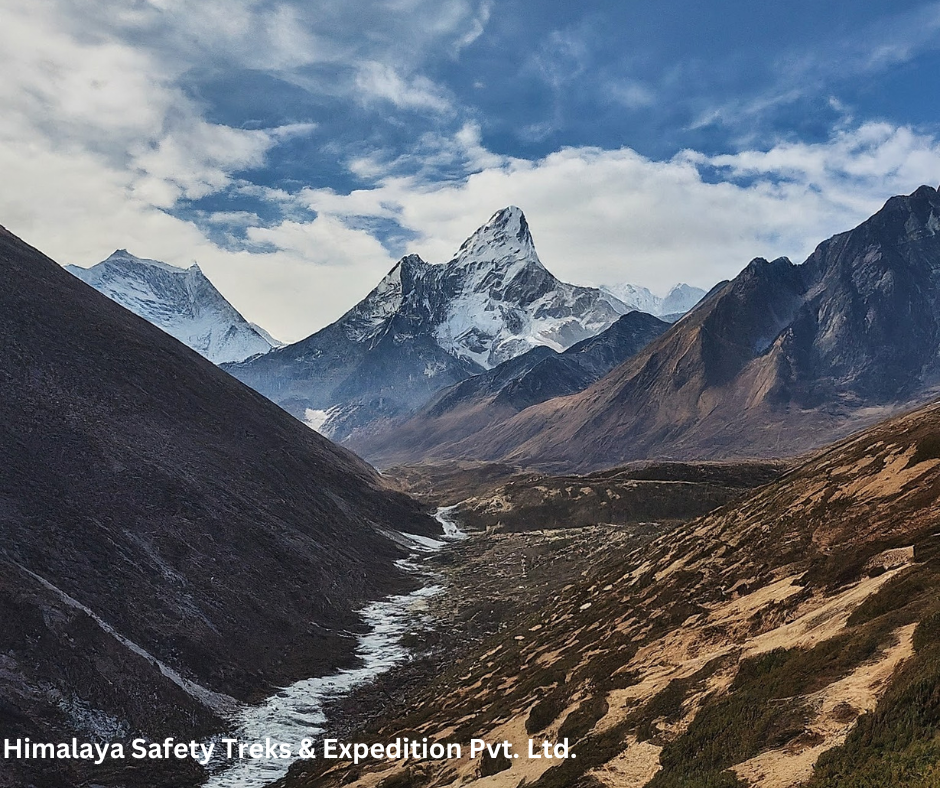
left=67, top=250, right=276, bottom=364
left=429, top=207, right=628, bottom=367
left=661, top=283, right=707, bottom=315
left=601, top=281, right=706, bottom=317
left=451, top=206, right=541, bottom=272
left=600, top=282, right=661, bottom=314
left=226, top=205, right=633, bottom=441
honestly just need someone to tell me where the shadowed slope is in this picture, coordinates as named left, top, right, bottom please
left=0, top=225, right=437, bottom=786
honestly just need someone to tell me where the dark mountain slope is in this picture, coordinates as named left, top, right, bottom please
left=0, top=225, right=437, bottom=785
left=349, top=310, right=669, bottom=464
left=376, top=185, right=940, bottom=470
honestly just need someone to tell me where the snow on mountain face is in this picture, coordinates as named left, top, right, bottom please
left=601, top=281, right=706, bottom=317
left=600, top=282, right=661, bottom=314
left=224, top=206, right=634, bottom=443
left=346, top=207, right=629, bottom=369
left=340, top=254, right=420, bottom=343
left=67, top=250, right=276, bottom=364
left=249, top=323, right=284, bottom=348
left=662, top=283, right=707, bottom=314
left=434, top=207, right=623, bottom=367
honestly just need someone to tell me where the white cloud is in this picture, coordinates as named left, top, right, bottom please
left=11, top=109, right=940, bottom=344
left=290, top=123, right=940, bottom=302
left=607, top=79, right=656, bottom=109
left=455, top=0, right=492, bottom=51
left=354, top=62, right=453, bottom=113
left=347, top=122, right=504, bottom=179
left=130, top=123, right=275, bottom=207
left=0, top=0, right=490, bottom=342
left=4, top=0, right=940, bottom=348
left=246, top=215, right=394, bottom=267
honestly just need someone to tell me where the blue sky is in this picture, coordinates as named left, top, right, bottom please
left=3, top=0, right=940, bottom=340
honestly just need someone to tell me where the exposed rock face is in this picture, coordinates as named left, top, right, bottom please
left=224, top=207, right=628, bottom=441
left=67, top=250, right=276, bottom=363
left=348, top=310, right=670, bottom=464
left=361, top=185, right=940, bottom=470
left=0, top=225, right=436, bottom=787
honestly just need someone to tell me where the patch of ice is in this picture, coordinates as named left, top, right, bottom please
left=398, top=532, right=448, bottom=551
left=928, top=211, right=940, bottom=236
left=434, top=506, right=468, bottom=539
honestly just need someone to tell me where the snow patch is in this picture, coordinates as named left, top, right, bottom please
left=435, top=505, right=468, bottom=539
left=601, top=281, right=706, bottom=317
left=928, top=211, right=940, bottom=236
left=304, top=407, right=339, bottom=436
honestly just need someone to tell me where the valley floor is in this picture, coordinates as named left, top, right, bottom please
left=275, top=520, right=666, bottom=788
left=275, top=424, right=940, bottom=788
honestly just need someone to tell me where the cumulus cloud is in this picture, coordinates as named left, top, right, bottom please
left=289, top=122, right=940, bottom=302
left=4, top=0, right=940, bottom=346
left=0, top=0, right=492, bottom=341
left=347, top=122, right=505, bottom=180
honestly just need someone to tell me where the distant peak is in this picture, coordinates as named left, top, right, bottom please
left=484, top=206, right=530, bottom=241
left=452, top=206, right=539, bottom=268
left=101, top=249, right=186, bottom=273
left=398, top=253, right=426, bottom=268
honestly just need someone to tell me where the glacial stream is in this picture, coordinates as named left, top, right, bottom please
left=202, top=509, right=464, bottom=788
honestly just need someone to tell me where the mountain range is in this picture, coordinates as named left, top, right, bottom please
left=67, top=250, right=277, bottom=363
left=347, top=310, right=671, bottom=460
left=354, top=184, right=940, bottom=470
left=224, top=207, right=699, bottom=442
left=0, top=225, right=437, bottom=787
left=601, top=281, right=706, bottom=319
left=7, top=183, right=940, bottom=788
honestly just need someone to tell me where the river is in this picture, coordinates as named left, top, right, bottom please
left=201, top=509, right=463, bottom=787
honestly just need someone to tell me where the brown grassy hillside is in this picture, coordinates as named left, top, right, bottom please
left=282, top=397, right=940, bottom=788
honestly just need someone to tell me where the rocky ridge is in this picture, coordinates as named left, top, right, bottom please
left=352, top=185, right=940, bottom=470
